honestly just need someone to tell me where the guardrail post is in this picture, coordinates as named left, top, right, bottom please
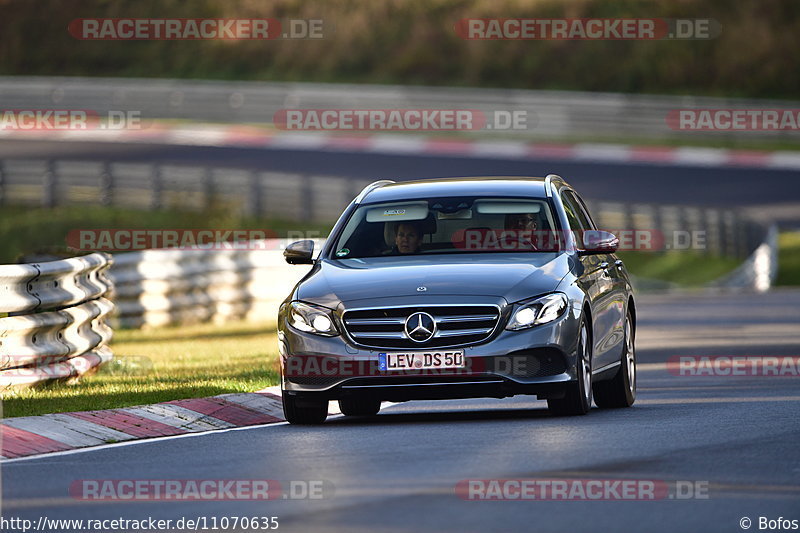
left=659, top=205, right=678, bottom=251
left=720, top=210, right=735, bottom=257
left=651, top=204, right=664, bottom=251
left=701, top=209, right=718, bottom=256
left=677, top=206, right=691, bottom=252
left=622, top=203, right=635, bottom=235
left=42, top=160, right=57, bottom=208
left=100, top=162, right=113, bottom=206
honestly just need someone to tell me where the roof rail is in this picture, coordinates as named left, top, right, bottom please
left=544, top=174, right=563, bottom=198
left=354, top=180, right=395, bottom=204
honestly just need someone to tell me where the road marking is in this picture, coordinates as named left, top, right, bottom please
left=165, top=397, right=282, bottom=425
left=1, top=425, right=73, bottom=458
left=67, top=410, right=188, bottom=438
left=122, top=404, right=235, bottom=431
left=0, top=420, right=293, bottom=464
left=2, top=415, right=133, bottom=448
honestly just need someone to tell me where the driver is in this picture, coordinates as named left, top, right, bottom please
left=502, top=213, right=538, bottom=249
left=386, top=221, right=423, bottom=254
left=504, top=213, right=538, bottom=232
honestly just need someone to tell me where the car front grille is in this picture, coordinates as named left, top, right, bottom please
left=342, top=305, right=501, bottom=349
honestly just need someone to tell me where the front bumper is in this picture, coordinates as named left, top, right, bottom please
left=279, top=301, right=581, bottom=402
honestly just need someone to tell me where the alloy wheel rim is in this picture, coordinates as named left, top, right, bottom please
left=626, top=317, right=636, bottom=395
left=581, top=324, right=591, bottom=402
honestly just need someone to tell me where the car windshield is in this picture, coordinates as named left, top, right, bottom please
left=331, top=196, right=562, bottom=259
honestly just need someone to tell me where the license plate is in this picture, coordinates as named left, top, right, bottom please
left=378, top=350, right=465, bottom=371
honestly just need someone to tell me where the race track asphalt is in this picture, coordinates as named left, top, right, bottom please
left=3, top=290, right=799, bottom=533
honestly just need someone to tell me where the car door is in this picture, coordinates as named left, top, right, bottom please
left=561, top=190, right=626, bottom=370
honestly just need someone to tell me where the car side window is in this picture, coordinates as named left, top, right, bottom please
left=562, top=191, right=595, bottom=231
left=560, top=191, right=588, bottom=231
left=570, top=191, right=597, bottom=230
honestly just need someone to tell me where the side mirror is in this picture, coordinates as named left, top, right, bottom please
left=580, top=230, right=619, bottom=255
left=284, top=240, right=315, bottom=264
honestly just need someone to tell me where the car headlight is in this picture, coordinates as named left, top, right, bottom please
left=288, top=301, right=339, bottom=336
left=506, top=293, right=568, bottom=330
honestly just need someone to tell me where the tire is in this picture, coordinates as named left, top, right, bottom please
left=548, top=317, right=592, bottom=416
left=282, top=390, right=328, bottom=425
left=339, top=397, right=381, bottom=417
left=593, top=310, right=636, bottom=408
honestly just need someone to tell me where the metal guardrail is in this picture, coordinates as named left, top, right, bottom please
left=109, top=243, right=320, bottom=329
left=0, top=158, right=763, bottom=258
left=1, top=76, right=798, bottom=142
left=107, top=226, right=778, bottom=330
left=0, top=159, right=368, bottom=224
left=0, top=156, right=774, bottom=332
left=0, top=253, right=114, bottom=389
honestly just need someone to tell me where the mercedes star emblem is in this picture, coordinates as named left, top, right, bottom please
left=404, top=312, right=436, bottom=343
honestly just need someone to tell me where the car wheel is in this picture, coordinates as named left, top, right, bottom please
left=338, top=397, right=381, bottom=417
left=282, top=390, right=328, bottom=424
left=593, top=310, right=636, bottom=408
left=548, top=317, right=592, bottom=416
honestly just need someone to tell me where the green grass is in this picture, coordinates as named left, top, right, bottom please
left=617, top=251, right=741, bottom=287
left=0, top=204, right=331, bottom=263
left=0, top=320, right=281, bottom=418
left=776, top=231, right=800, bottom=286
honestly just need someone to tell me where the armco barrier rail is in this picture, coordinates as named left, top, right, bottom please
left=107, top=225, right=777, bottom=329
left=0, top=159, right=370, bottom=224
left=0, top=253, right=114, bottom=388
left=109, top=243, right=317, bottom=328
left=0, top=76, right=798, bottom=142
left=0, top=158, right=763, bottom=258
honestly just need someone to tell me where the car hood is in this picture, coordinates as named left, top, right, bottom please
left=295, top=253, right=569, bottom=308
